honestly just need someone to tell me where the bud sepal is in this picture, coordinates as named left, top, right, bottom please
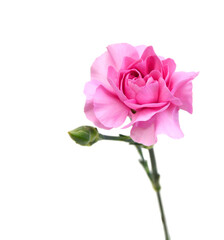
left=68, top=126, right=100, bottom=146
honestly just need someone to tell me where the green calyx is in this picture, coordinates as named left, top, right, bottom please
left=68, top=126, right=100, bottom=146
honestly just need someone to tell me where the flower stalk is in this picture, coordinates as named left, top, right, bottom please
left=100, top=134, right=171, bottom=239
left=148, top=148, right=170, bottom=240
left=99, top=133, right=150, bottom=149
left=136, top=145, right=170, bottom=240
left=69, top=128, right=170, bottom=240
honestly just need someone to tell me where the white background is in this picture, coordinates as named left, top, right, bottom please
left=0, top=0, right=224, bottom=239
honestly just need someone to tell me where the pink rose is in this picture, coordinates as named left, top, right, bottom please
left=84, top=43, right=198, bottom=146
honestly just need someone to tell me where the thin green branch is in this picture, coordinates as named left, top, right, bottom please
left=99, top=133, right=151, bottom=149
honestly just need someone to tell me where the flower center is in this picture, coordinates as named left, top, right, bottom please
left=120, top=69, right=160, bottom=103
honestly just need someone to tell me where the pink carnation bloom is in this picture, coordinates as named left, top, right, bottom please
left=84, top=43, right=198, bottom=146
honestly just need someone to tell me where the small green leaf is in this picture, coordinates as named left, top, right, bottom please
left=139, top=159, right=153, bottom=181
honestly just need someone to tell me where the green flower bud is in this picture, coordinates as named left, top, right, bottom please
left=68, top=126, right=100, bottom=146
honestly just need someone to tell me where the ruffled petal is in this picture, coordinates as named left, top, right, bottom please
left=120, top=57, right=138, bottom=69
left=84, top=81, right=111, bottom=129
left=123, top=103, right=169, bottom=128
left=90, top=52, right=114, bottom=91
left=173, top=80, right=193, bottom=113
left=141, top=46, right=156, bottom=60
left=107, top=43, right=139, bottom=70
left=107, top=66, right=127, bottom=101
left=130, top=119, right=157, bottom=146
left=155, top=105, right=184, bottom=138
left=162, top=58, right=176, bottom=82
left=170, top=72, right=199, bottom=113
left=146, top=70, right=162, bottom=80
left=135, top=45, right=147, bottom=58
left=93, top=85, right=129, bottom=128
left=124, top=99, right=167, bottom=110
left=158, top=78, right=182, bottom=106
left=135, top=80, right=159, bottom=104
left=170, top=71, right=198, bottom=92
left=84, top=100, right=111, bottom=129
left=146, top=55, right=163, bottom=74
left=84, top=80, right=101, bottom=100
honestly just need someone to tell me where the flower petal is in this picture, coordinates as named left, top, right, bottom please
left=146, top=70, right=162, bottom=80
left=130, top=119, right=157, bottom=146
left=107, top=66, right=127, bottom=101
left=124, top=99, right=167, bottom=110
left=107, top=43, right=139, bottom=70
left=93, top=85, right=129, bottom=128
left=158, top=78, right=182, bottom=106
left=121, top=57, right=138, bottom=69
left=135, top=80, right=159, bottom=104
left=173, top=80, right=193, bottom=113
left=84, top=81, right=111, bottom=129
left=170, top=72, right=199, bottom=113
left=141, top=46, right=156, bottom=60
left=91, top=51, right=115, bottom=91
left=84, top=100, right=111, bottom=129
left=84, top=80, right=101, bottom=100
left=170, top=72, right=198, bottom=92
left=123, top=103, right=170, bottom=128
left=146, top=55, right=163, bottom=74
left=155, top=105, right=184, bottom=138
left=135, top=45, right=147, bottom=57
left=162, top=58, right=176, bottom=82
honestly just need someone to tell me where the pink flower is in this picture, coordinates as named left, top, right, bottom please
left=84, top=43, right=198, bottom=146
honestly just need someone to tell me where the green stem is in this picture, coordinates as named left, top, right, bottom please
left=149, top=148, right=170, bottom=240
left=148, top=147, right=160, bottom=191
left=99, top=134, right=132, bottom=143
left=99, top=133, right=170, bottom=239
left=136, top=145, right=153, bottom=182
left=156, top=191, right=170, bottom=240
left=99, top=133, right=145, bottom=147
